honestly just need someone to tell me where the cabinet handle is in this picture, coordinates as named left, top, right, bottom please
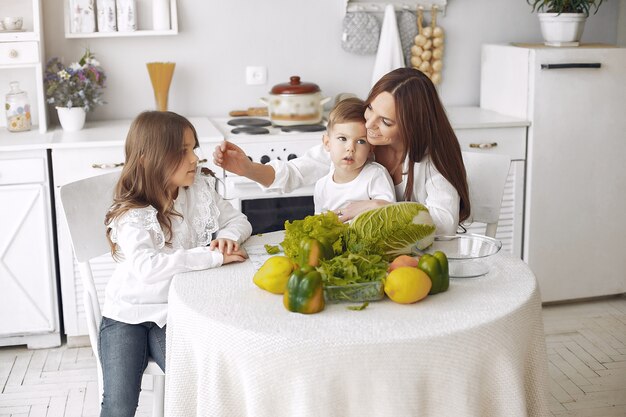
left=92, top=162, right=124, bottom=169
left=8, top=49, right=18, bottom=59
left=469, top=142, right=498, bottom=149
left=540, top=63, right=601, bottom=70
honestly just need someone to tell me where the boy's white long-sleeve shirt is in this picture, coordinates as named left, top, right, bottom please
left=103, top=174, right=252, bottom=327
left=314, top=161, right=396, bottom=214
left=266, top=143, right=460, bottom=235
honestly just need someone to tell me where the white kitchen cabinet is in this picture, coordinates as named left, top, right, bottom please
left=0, top=0, right=47, bottom=133
left=0, top=143, right=61, bottom=348
left=51, top=118, right=222, bottom=343
left=480, top=44, right=626, bottom=302
left=448, top=107, right=528, bottom=258
left=64, top=0, right=178, bottom=38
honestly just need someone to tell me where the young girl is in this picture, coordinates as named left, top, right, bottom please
left=100, top=111, right=252, bottom=416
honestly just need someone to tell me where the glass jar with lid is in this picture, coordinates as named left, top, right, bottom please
left=5, top=81, right=32, bottom=132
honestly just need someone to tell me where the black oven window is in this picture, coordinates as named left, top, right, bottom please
left=241, top=196, right=314, bottom=234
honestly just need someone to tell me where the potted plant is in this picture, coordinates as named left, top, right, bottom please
left=44, top=49, right=106, bottom=131
left=527, top=0, right=606, bottom=46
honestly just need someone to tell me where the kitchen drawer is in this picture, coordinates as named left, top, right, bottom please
left=455, top=126, right=526, bottom=161
left=52, top=146, right=125, bottom=186
left=0, top=157, right=45, bottom=185
left=0, top=42, right=39, bottom=66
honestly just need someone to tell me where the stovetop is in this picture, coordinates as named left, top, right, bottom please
left=211, top=117, right=326, bottom=143
left=209, top=117, right=326, bottom=171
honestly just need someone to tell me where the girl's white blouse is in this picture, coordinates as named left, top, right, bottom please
left=103, top=174, right=252, bottom=327
left=266, top=144, right=460, bottom=235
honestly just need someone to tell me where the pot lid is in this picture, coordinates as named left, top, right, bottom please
left=270, top=76, right=320, bottom=95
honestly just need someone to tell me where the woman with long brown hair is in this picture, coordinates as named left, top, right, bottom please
left=213, top=68, right=469, bottom=235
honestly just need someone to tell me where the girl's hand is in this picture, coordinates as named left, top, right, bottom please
left=213, top=141, right=252, bottom=176
left=210, top=238, right=249, bottom=265
left=222, top=247, right=248, bottom=265
left=335, top=199, right=390, bottom=222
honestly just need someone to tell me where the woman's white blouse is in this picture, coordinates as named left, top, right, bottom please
left=103, top=174, right=252, bottom=327
left=267, top=143, right=460, bottom=235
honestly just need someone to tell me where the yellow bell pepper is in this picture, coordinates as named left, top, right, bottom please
left=253, top=256, right=296, bottom=294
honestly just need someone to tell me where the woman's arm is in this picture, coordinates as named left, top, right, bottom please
left=415, top=159, right=460, bottom=236
left=214, top=141, right=331, bottom=192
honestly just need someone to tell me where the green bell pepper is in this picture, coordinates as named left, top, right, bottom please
left=297, top=237, right=334, bottom=268
left=283, top=265, right=326, bottom=314
left=417, top=251, right=449, bottom=294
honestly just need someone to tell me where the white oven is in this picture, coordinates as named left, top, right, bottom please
left=208, top=118, right=325, bottom=234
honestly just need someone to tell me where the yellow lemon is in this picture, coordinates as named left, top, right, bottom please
left=384, top=266, right=432, bottom=304
left=253, top=256, right=295, bottom=294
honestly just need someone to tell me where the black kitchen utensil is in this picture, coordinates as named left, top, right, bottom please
left=231, top=126, right=270, bottom=135
left=280, top=124, right=326, bottom=133
left=227, top=118, right=272, bottom=127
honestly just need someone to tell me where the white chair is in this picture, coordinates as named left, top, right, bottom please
left=462, top=151, right=511, bottom=238
left=59, top=172, right=165, bottom=417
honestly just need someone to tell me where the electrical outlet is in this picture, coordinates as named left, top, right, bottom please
left=246, top=66, right=267, bottom=85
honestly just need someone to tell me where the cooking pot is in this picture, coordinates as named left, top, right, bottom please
left=260, top=76, right=331, bottom=126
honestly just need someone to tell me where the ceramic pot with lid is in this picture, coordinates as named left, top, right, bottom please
left=261, top=76, right=331, bottom=126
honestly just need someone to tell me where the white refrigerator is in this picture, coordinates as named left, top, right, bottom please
left=480, top=44, right=626, bottom=302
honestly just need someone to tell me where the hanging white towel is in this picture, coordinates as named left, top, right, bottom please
left=371, top=4, right=405, bottom=87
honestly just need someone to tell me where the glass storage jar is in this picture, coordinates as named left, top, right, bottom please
left=5, top=81, right=32, bottom=132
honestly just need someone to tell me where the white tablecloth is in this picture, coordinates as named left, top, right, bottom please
left=165, top=232, right=549, bottom=417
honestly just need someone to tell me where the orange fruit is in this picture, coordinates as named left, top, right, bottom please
left=388, top=254, right=420, bottom=272
left=384, top=266, right=431, bottom=304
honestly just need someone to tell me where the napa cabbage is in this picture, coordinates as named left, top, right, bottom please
left=345, top=202, right=436, bottom=260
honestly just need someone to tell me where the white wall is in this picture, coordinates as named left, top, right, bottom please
left=42, top=0, right=620, bottom=121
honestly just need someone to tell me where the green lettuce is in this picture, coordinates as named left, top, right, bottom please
left=316, top=252, right=388, bottom=286
left=281, top=211, right=347, bottom=261
left=345, top=202, right=436, bottom=260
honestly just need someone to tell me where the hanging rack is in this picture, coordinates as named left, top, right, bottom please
left=344, top=1, right=447, bottom=16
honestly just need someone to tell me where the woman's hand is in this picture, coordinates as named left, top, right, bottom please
left=335, top=199, right=390, bottom=222
left=210, top=238, right=249, bottom=264
left=213, top=140, right=277, bottom=187
left=213, top=141, right=252, bottom=177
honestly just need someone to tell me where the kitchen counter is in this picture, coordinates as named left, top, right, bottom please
left=0, top=129, right=54, bottom=152
left=49, top=117, right=223, bottom=148
left=0, top=116, right=222, bottom=152
left=0, top=107, right=529, bottom=152
left=447, top=106, right=530, bottom=129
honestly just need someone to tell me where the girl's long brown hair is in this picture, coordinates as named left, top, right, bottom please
left=366, top=68, right=470, bottom=222
left=105, top=111, right=199, bottom=258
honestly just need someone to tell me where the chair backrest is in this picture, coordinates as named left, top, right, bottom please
left=462, top=151, right=511, bottom=238
left=59, top=172, right=119, bottom=263
left=59, top=172, right=119, bottom=356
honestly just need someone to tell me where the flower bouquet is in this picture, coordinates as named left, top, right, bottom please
left=44, top=49, right=106, bottom=112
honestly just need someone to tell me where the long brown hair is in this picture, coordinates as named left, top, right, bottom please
left=366, top=68, right=470, bottom=222
left=105, top=111, right=199, bottom=257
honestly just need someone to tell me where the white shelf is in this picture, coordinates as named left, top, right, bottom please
left=64, top=0, right=178, bottom=39
left=65, top=28, right=177, bottom=38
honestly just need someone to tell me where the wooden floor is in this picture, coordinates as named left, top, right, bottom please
left=1, top=294, right=625, bottom=417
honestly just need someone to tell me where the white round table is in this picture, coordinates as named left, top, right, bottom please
left=165, top=232, right=549, bottom=417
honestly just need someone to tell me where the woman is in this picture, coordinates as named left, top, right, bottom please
left=213, top=68, right=470, bottom=235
